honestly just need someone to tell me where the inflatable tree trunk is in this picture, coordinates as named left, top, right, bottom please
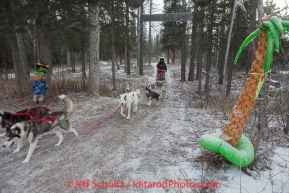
left=220, top=28, right=268, bottom=147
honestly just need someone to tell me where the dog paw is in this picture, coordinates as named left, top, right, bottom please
left=22, top=159, right=29, bottom=163
left=13, top=149, right=20, bottom=153
left=126, top=117, right=130, bottom=119
left=121, top=113, right=126, bottom=117
left=55, top=143, right=61, bottom=147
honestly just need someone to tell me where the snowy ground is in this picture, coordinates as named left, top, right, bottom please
left=0, top=62, right=289, bottom=193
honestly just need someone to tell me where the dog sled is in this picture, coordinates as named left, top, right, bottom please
left=156, top=70, right=166, bottom=98
left=156, top=70, right=166, bottom=84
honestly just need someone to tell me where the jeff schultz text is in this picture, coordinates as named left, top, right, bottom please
left=66, top=180, right=221, bottom=189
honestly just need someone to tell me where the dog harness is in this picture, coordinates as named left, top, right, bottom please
left=26, top=115, right=59, bottom=138
left=2, top=107, right=51, bottom=129
left=27, top=115, right=58, bottom=125
left=13, top=107, right=51, bottom=120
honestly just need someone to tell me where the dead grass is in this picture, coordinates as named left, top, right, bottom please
left=99, top=83, right=110, bottom=96
left=196, top=150, right=229, bottom=171
left=209, top=95, right=238, bottom=113
left=0, top=77, right=88, bottom=99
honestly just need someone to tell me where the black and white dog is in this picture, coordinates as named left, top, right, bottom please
left=0, top=107, right=51, bottom=130
left=145, top=85, right=160, bottom=106
left=3, top=94, right=78, bottom=163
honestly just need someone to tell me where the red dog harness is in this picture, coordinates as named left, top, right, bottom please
left=26, top=115, right=59, bottom=138
left=13, top=107, right=51, bottom=120
left=27, top=115, right=58, bottom=125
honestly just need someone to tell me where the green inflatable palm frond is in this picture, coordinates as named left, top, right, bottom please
left=234, top=17, right=289, bottom=73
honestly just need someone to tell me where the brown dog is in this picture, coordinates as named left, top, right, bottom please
left=125, top=83, right=136, bottom=93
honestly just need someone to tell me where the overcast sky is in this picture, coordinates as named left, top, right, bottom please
left=275, top=0, right=289, bottom=8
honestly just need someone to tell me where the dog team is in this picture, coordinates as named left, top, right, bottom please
left=1, top=57, right=167, bottom=163
left=119, top=82, right=166, bottom=119
left=1, top=83, right=165, bottom=163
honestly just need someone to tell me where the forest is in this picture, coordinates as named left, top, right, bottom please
left=0, top=0, right=288, bottom=96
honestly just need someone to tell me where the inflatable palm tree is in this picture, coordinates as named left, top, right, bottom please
left=200, top=16, right=289, bottom=167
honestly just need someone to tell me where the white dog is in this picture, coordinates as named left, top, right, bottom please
left=119, top=89, right=140, bottom=119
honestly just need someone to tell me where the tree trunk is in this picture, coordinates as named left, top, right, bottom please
left=196, top=15, right=204, bottom=93
left=166, top=48, right=170, bottom=64
left=139, top=5, right=144, bottom=75
left=34, top=1, right=52, bottom=75
left=188, top=4, right=198, bottom=81
left=10, top=31, right=24, bottom=97
left=180, top=23, right=186, bottom=82
left=81, top=51, right=86, bottom=79
left=247, top=0, right=257, bottom=73
left=125, top=1, right=130, bottom=74
left=1, top=54, right=8, bottom=80
left=137, top=7, right=140, bottom=69
left=111, top=1, right=116, bottom=91
left=148, top=0, right=152, bottom=66
left=116, top=52, right=120, bottom=70
left=172, top=47, right=176, bottom=64
left=124, top=46, right=127, bottom=72
left=226, top=11, right=240, bottom=96
left=285, top=115, right=289, bottom=134
left=222, top=0, right=236, bottom=95
left=204, top=3, right=214, bottom=95
left=226, top=51, right=234, bottom=96
left=119, top=51, right=122, bottom=67
left=88, top=0, right=100, bottom=96
left=67, top=50, right=71, bottom=67
left=16, top=32, right=30, bottom=80
left=71, top=52, right=76, bottom=73
left=127, top=51, right=131, bottom=75
left=217, top=11, right=226, bottom=84
left=8, top=2, right=30, bottom=80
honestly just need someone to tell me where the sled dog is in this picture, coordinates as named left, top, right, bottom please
left=119, top=89, right=140, bottom=119
left=125, top=83, right=136, bottom=93
left=3, top=95, right=78, bottom=163
left=145, top=85, right=160, bottom=106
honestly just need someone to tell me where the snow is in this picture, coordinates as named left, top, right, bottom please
left=280, top=71, right=289, bottom=75
left=0, top=62, right=289, bottom=193
left=218, top=147, right=289, bottom=193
